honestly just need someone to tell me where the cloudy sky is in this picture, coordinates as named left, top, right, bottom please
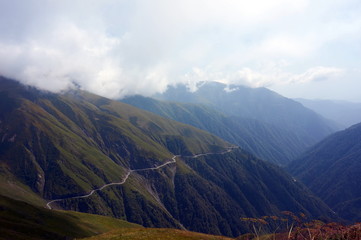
left=0, top=0, right=360, bottom=101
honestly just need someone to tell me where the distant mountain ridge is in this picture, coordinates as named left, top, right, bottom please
left=288, top=122, right=361, bottom=222
left=122, top=95, right=308, bottom=165
left=0, top=77, right=336, bottom=237
left=295, top=98, right=361, bottom=128
left=151, top=82, right=339, bottom=162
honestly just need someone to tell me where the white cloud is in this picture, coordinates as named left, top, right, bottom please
left=255, top=35, right=313, bottom=58
left=180, top=65, right=345, bottom=90
left=0, top=0, right=360, bottom=100
left=0, top=22, right=124, bottom=96
left=290, top=67, right=344, bottom=84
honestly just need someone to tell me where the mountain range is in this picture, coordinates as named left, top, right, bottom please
left=155, top=82, right=338, bottom=140
left=123, top=82, right=338, bottom=165
left=0, top=77, right=336, bottom=238
left=122, top=95, right=307, bottom=165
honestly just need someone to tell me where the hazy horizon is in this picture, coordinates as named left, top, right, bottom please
left=1, top=0, right=360, bottom=101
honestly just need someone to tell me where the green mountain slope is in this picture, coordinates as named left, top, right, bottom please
left=0, top=194, right=140, bottom=240
left=155, top=82, right=338, bottom=154
left=0, top=77, right=336, bottom=237
left=288, top=122, right=361, bottom=222
left=122, top=95, right=308, bottom=165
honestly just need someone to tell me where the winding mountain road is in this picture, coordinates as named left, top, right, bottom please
left=46, top=147, right=237, bottom=209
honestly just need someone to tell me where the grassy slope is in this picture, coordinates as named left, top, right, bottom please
left=0, top=194, right=140, bottom=240
left=0, top=78, right=235, bottom=233
left=0, top=175, right=46, bottom=207
left=82, top=228, right=233, bottom=240
left=0, top=78, right=229, bottom=198
left=1, top=192, right=232, bottom=240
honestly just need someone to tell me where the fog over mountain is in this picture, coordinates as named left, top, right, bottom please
left=1, top=0, right=361, bottom=101
left=295, top=98, right=361, bottom=128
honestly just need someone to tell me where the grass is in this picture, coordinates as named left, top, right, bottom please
left=60, top=210, right=141, bottom=233
left=0, top=175, right=46, bottom=206
left=81, top=228, right=233, bottom=240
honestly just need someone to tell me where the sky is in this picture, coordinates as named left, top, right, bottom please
left=0, top=0, right=360, bottom=101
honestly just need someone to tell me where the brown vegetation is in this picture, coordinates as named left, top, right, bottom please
left=239, top=212, right=361, bottom=240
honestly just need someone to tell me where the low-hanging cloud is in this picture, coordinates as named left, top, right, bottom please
left=0, top=0, right=360, bottom=99
left=181, top=65, right=345, bottom=90
left=290, top=67, right=344, bottom=84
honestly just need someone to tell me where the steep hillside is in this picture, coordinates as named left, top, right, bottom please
left=0, top=77, right=335, bottom=237
left=122, top=95, right=308, bottom=165
left=288, top=123, right=361, bottom=222
left=155, top=82, right=338, bottom=151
